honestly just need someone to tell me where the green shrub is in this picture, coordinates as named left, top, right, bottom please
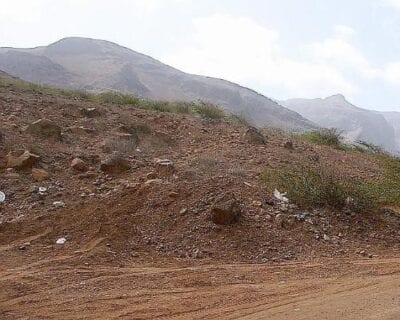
left=194, top=101, right=225, bottom=120
left=261, top=165, right=378, bottom=212
left=172, top=101, right=192, bottom=114
left=301, top=128, right=342, bottom=147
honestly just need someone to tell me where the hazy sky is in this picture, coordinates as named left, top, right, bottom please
left=1, top=0, right=400, bottom=110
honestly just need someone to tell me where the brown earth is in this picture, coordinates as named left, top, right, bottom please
left=0, top=84, right=399, bottom=319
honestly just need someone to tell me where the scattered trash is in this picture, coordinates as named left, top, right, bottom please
left=53, top=201, right=66, bottom=208
left=56, top=237, right=67, bottom=245
left=273, top=189, right=289, bottom=203
left=243, top=182, right=252, bottom=187
left=0, top=191, right=5, bottom=203
left=38, top=187, right=47, bottom=194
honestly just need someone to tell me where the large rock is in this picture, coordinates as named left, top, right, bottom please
left=100, top=154, right=130, bottom=173
left=244, top=127, right=266, bottom=145
left=211, top=195, right=242, bottom=225
left=26, top=119, right=61, bottom=140
left=6, top=151, right=40, bottom=169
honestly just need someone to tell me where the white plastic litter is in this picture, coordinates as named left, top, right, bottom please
left=0, top=191, right=5, bottom=203
left=273, top=189, right=289, bottom=203
left=39, top=187, right=47, bottom=194
left=56, top=237, right=67, bottom=245
left=53, top=201, right=66, bottom=208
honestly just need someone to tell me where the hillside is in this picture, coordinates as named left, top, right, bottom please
left=281, top=94, right=399, bottom=153
left=0, top=37, right=315, bottom=131
left=0, top=74, right=399, bottom=319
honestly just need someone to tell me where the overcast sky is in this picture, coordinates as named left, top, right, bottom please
left=1, top=0, right=400, bottom=110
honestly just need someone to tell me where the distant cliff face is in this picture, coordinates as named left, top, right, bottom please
left=281, top=95, right=400, bottom=153
left=0, top=37, right=315, bottom=131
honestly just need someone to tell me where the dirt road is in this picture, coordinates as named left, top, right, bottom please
left=1, top=255, right=399, bottom=320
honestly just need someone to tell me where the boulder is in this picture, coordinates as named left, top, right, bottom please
left=26, top=119, right=61, bottom=140
left=71, top=158, right=88, bottom=172
left=100, top=154, right=130, bottom=173
left=244, top=127, right=266, bottom=145
left=211, top=195, right=242, bottom=225
left=6, top=151, right=40, bottom=169
left=32, top=168, right=50, bottom=181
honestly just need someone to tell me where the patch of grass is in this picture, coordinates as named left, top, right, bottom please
left=301, top=128, right=343, bottom=148
left=353, top=140, right=385, bottom=155
left=261, top=165, right=378, bottom=212
left=229, top=114, right=251, bottom=127
left=366, top=154, right=400, bottom=206
left=194, top=101, right=225, bottom=120
left=0, top=75, right=92, bottom=100
left=95, top=91, right=140, bottom=106
left=0, top=74, right=228, bottom=119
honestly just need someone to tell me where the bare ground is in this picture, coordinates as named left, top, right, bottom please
left=1, top=253, right=399, bottom=319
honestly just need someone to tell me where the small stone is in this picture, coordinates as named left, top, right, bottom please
left=80, top=107, right=100, bottom=118
left=6, top=151, right=40, bottom=169
left=146, top=172, right=158, bottom=180
left=284, top=141, right=294, bottom=149
left=179, top=208, right=188, bottom=215
left=155, top=159, right=175, bottom=177
left=56, top=237, right=67, bottom=245
left=275, top=213, right=287, bottom=228
left=71, top=158, right=88, bottom=172
left=26, top=119, right=61, bottom=140
left=252, top=200, right=262, bottom=207
left=32, top=168, right=50, bottom=181
left=100, top=154, right=130, bottom=174
left=53, top=201, right=66, bottom=208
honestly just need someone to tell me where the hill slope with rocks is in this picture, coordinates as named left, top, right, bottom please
left=0, top=37, right=315, bottom=131
left=281, top=94, right=400, bottom=153
left=0, top=73, right=399, bottom=319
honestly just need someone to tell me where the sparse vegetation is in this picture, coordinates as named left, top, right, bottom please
left=229, top=114, right=251, bottom=127
left=263, top=151, right=400, bottom=212
left=193, top=101, right=225, bottom=120
left=262, top=165, right=378, bottom=212
left=95, top=91, right=140, bottom=106
left=366, top=154, right=400, bottom=206
left=353, top=140, right=385, bottom=154
left=301, top=128, right=343, bottom=147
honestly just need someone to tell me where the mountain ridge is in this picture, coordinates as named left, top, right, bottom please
left=281, top=95, right=400, bottom=153
left=0, top=37, right=315, bottom=131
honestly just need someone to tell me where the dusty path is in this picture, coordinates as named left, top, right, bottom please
left=1, top=256, right=399, bottom=320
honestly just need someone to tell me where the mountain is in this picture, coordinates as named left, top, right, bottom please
left=281, top=94, right=399, bottom=153
left=0, top=37, right=315, bottom=131
left=381, top=111, right=400, bottom=151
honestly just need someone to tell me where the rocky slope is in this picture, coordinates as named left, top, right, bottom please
left=0, top=73, right=398, bottom=267
left=281, top=94, right=399, bottom=153
left=0, top=37, right=315, bottom=131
